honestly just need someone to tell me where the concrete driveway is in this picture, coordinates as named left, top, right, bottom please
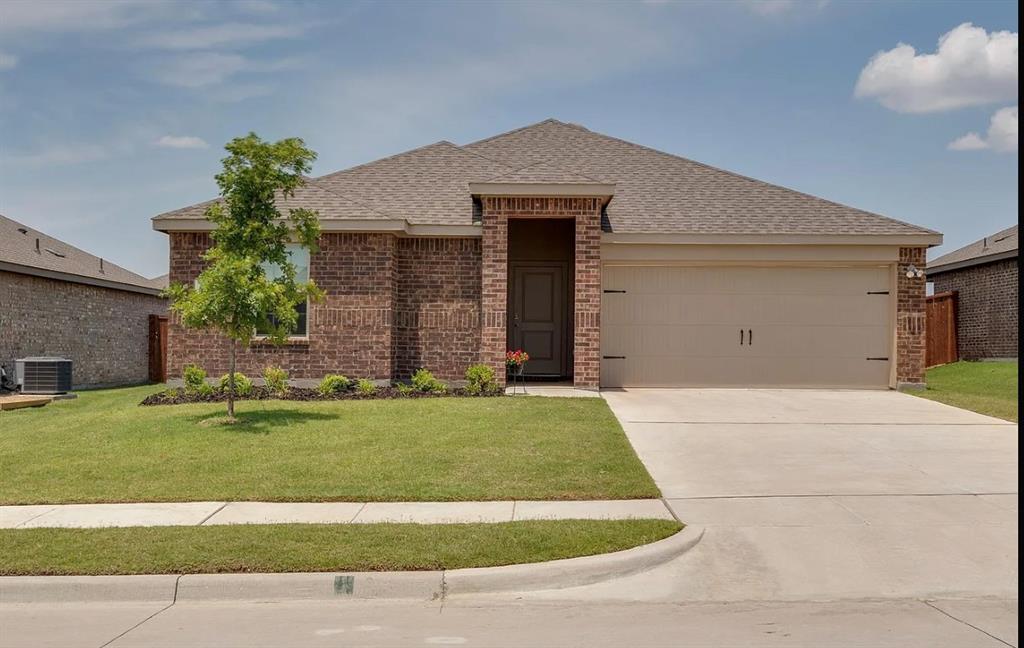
left=533, top=389, right=1018, bottom=610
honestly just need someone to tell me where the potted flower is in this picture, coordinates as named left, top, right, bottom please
left=506, top=349, right=529, bottom=377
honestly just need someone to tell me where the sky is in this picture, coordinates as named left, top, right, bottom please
left=0, top=0, right=1018, bottom=279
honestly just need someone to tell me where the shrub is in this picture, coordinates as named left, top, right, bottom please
left=411, top=368, right=446, bottom=394
left=182, top=364, right=208, bottom=393
left=355, top=379, right=377, bottom=396
left=219, top=372, right=254, bottom=397
left=263, top=366, right=289, bottom=395
left=318, top=374, right=351, bottom=396
left=464, top=364, right=498, bottom=395
left=395, top=382, right=415, bottom=396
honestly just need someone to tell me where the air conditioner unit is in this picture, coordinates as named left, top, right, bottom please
left=15, top=357, right=72, bottom=394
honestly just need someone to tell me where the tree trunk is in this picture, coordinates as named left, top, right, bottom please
left=227, top=338, right=236, bottom=419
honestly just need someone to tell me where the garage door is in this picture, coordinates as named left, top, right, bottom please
left=601, top=265, right=893, bottom=388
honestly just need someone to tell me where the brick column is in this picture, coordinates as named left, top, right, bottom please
left=896, top=246, right=927, bottom=387
left=573, top=208, right=602, bottom=389
left=479, top=196, right=604, bottom=389
left=481, top=201, right=509, bottom=386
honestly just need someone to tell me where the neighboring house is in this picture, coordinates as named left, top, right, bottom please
left=928, top=225, right=1018, bottom=360
left=0, top=214, right=167, bottom=388
left=153, top=119, right=941, bottom=389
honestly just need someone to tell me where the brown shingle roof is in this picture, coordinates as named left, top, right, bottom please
left=1, top=214, right=164, bottom=294
left=154, top=119, right=938, bottom=237
left=929, top=225, right=1018, bottom=273
left=464, top=120, right=936, bottom=236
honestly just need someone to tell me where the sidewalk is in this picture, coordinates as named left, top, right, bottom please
left=0, top=499, right=674, bottom=529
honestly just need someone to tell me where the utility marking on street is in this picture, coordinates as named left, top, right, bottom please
left=334, top=575, right=355, bottom=595
left=355, top=625, right=382, bottom=631
left=314, top=629, right=346, bottom=636
left=425, top=638, right=467, bottom=645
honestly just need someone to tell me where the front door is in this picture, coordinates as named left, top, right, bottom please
left=509, top=263, right=567, bottom=377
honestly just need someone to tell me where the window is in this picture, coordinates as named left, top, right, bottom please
left=256, top=244, right=310, bottom=337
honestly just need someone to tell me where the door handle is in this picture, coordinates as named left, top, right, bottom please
left=748, top=329, right=753, bottom=345
left=740, top=329, right=745, bottom=345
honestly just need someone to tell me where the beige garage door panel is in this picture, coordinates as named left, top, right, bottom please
left=601, top=265, right=892, bottom=388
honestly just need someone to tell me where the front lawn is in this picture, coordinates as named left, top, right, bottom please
left=0, top=386, right=658, bottom=504
left=0, top=519, right=681, bottom=576
left=913, top=361, right=1018, bottom=422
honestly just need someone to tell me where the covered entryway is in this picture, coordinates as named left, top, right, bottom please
left=601, top=265, right=894, bottom=388
left=507, top=219, right=575, bottom=379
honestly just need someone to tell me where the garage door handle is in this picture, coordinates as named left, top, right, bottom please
left=740, top=329, right=744, bottom=345
left=748, top=329, right=753, bottom=345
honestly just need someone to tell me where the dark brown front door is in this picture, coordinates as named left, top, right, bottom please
left=509, top=263, right=567, bottom=377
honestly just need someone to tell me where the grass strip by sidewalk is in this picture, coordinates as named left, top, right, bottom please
left=0, top=386, right=659, bottom=505
left=913, top=361, right=1018, bottom=422
left=0, top=519, right=682, bottom=576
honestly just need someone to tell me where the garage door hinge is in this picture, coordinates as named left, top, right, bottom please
left=603, top=289, right=627, bottom=294
left=602, top=355, right=626, bottom=360
left=866, top=291, right=890, bottom=295
left=866, top=357, right=889, bottom=361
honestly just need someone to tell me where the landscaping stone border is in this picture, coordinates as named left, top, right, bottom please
left=140, top=385, right=504, bottom=406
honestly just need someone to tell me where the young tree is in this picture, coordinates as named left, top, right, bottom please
left=165, top=133, right=324, bottom=420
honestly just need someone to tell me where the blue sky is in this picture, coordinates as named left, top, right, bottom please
left=0, top=0, right=1017, bottom=278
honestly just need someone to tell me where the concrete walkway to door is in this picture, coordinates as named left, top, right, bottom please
left=529, top=388, right=1018, bottom=605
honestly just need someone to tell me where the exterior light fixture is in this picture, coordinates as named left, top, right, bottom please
left=905, top=264, right=925, bottom=279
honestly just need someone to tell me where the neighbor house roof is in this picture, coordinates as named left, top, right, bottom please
left=928, top=225, right=1018, bottom=275
left=0, top=214, right=165, bottom=295
left=153, top=119, right=940, bottom=242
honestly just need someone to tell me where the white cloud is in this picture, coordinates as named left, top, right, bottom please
left=150, top=52, right=248, bottom=87
left=1, top=142, right=110, bottom=167
left=0, top=52, right=17, bottom=70
left=947, top=132, right=989, bottom=151
left=0, top=1, right=181, bottom=35
left=949, top=106, right=1018, bottom=153
left=155, top=135, right=208, bottom=149
left=138, top=22, right=304, bottom=50
left=855, top=23, right=1018, bottom=113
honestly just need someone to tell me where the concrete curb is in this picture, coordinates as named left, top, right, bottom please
left=444, top=524, right=704, bottom=595
left=0, top=526, right=703, bottom=603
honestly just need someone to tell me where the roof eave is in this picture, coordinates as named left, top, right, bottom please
left=602, top=232, right=943, bottom=246
left=152, top=217, right=481, bottom=238
left=468, top=182, right=616, bottom=197
left=0, top=261, right=165, bottom=296
left=928, top=248, right=1018, bottom=275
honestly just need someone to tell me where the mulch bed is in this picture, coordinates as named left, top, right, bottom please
left=140, top=386, right=503, bottom=406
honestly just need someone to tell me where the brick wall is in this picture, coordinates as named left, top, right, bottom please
left=393, top=238, right=481, bottom=380
left=932, top=258, right=1018, bottom=359
left=480, top=196, right=604, bottom=389
left=897, top=247, right=927, bottom=386
left=167, top=232, right=481, bottom=382
left=168, top=232, right=395, bottom=380
left=0, top=270, right=167, bottom=388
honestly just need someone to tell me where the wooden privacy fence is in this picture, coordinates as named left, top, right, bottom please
left=925, top=291, right=958, bottom=368
left=148, top=314, right=169, bottom=383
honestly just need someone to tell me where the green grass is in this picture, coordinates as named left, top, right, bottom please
left=913, top=361, right=1018, bottom=422
left=0, top=386, right=658, bottom=504
left=0, top=519, right=681, bottom=576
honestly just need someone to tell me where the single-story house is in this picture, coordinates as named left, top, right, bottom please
left=929, top=225, right=1018, bottom=360
left=0, top=214, right=167, bottom=388
left=153, top=119, right=941, bottom=390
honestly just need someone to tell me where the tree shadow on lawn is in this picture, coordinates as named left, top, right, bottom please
left=189, top=408, right=339, bottom=434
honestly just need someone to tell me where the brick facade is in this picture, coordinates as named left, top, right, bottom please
left=897, top=247, right=927, bottom=386
left=932, top=258, right=1018, bottom=360
left=393, top=238, right=481, bottom=379
left=167, top=232, right=480, bottom=382
left=0, top=270, right=166, bottom=388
